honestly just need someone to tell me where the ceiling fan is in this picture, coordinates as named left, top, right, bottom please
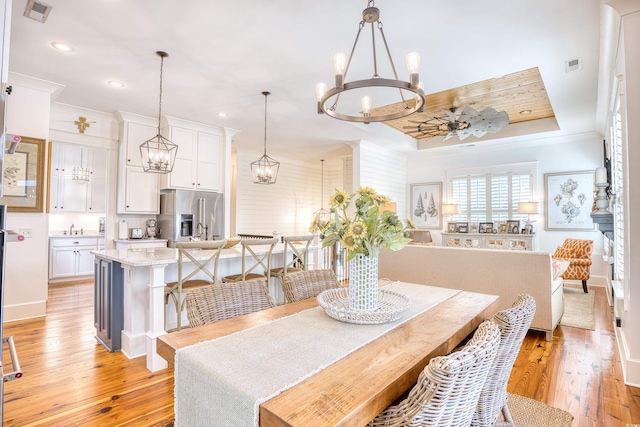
left=403, top=106, right=510, bottom=141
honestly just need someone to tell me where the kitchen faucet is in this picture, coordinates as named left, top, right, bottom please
left=70, top=224, right=75, bottom=235
left=196, top=223, right=208, bottom=240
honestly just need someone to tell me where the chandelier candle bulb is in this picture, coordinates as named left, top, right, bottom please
left=595, top=167, right=607, bottom=184
left=406, top=52, right=420, bottom=87
left=361, top=96, right=372, bottom=116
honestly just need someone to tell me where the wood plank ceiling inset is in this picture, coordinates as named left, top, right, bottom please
left=374, top=67, right=556, bottom=139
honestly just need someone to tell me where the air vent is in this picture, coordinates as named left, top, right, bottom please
left=565, top=57, right=582, bottom=73
left=23, top=0, right=52, bottom=23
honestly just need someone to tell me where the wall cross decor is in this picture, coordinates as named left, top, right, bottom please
left=74, top=116, right=95, bottom=133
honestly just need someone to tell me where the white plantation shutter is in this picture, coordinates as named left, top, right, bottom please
left=469, top=176, right=487, bottom=222
left=612, top=101, right=624, bottom=281
left=452, top=170, right=532, bottom=223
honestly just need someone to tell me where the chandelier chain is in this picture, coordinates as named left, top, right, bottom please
left=263, top=93, right=268, bottom=155
left=157, top=54, right=164, bottom=134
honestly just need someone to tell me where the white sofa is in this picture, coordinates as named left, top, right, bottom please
left=378, top=245, right=564, bottom=340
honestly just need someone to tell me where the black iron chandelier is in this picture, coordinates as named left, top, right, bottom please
left=315, top=0, right=425, bottom=123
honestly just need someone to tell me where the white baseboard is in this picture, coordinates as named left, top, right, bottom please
left=614, top=321, right=640, bottom=387
left=2, top=301, right=46, bottom=322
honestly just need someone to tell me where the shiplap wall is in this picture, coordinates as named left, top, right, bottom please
left=235, top=148, right=323, bottom=236
left=351, top=141, right=408, bottom=220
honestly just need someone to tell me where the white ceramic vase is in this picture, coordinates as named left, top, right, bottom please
left=348, top=253, right=379, bottom=311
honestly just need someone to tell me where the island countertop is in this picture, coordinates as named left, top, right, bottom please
left=92, top=243, right=311, bottom=268
left=92, top=241, right=318, bottom=372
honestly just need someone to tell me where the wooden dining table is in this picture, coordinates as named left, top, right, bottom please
left=157, top=282, right=499, bottom=426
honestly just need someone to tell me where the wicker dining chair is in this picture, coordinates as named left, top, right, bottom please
left=368, top=320, right=501, bottom=427
left=281, top=269, right=339, bottom=303
left=472, top=294, right=537, bottom=427
left=164, top=239, right=227, bottom=331
left=221, top=238, right=278, bottom=287
left=185, top=279, right=276, bottom=327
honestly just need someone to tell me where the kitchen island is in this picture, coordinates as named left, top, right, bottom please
left=92, top=243, right=317, bottom=372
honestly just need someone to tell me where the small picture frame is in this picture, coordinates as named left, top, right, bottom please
left=507, top=220, right=521, bottom=234
left=522, top=224, right=533, bottom=235
left=456, top=222, right=469, bottom=233
left=479, top=222, right=493, bottom=234
left=447, top=222, right=457, bottom=233
left=470, top=223, right=478, bottom=233
left=498, top=223, right=508, bottom=234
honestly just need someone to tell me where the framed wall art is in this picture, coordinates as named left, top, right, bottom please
left=410, top=182, right=442, bottom=229
left=544, top=171, right=595, bottom=231
left=0, top=136, right=45, bottom=212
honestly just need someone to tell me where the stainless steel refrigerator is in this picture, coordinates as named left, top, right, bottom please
left=157, top=189, right=224, bottom=247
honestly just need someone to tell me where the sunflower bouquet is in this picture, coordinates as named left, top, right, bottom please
left=309, top=187, right=412, bottom=261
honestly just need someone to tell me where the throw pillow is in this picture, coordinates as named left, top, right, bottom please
left=552, top=258, right=571, bottom=279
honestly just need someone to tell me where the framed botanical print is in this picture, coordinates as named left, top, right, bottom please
left=544, top=171, right=595, bottom=230
left=0, top=136, right=46, bottom=212
left=410, top=182, right=442, bottom=229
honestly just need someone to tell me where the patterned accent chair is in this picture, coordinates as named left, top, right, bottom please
left=552, top=238, right=594, bottom=293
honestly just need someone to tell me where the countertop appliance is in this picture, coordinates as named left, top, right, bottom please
left=157, top=189, right=224, bottom=247
left=145, top=218, right=158, bottom=238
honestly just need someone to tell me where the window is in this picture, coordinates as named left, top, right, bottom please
left=451, top=170, right=533, bottom=223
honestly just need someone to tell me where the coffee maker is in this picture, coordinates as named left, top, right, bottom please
left=146, top=219, right=159, bottom=239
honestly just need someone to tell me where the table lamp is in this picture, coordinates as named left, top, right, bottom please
left=517, top=202, right=540, bottom=232
left=441, top=204, right=459, bottom=222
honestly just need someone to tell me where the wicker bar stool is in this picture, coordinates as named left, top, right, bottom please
left=185, top=279, right=276, bottom=327
left=368, top=320, right=501, bottom=427
left=281, top=269, right=339, bottom=303
left=164, top=239, right=227, bottom=331
left=268, top=235, right=314, bottom=303
left=221, top=238, right=278, bottom=289
left=472, top=294, right=537, bottom=427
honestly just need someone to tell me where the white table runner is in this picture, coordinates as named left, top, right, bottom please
left=175, top=282, right=461, bottom=427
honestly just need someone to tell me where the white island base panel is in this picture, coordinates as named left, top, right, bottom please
left=93, top=244, right=316, bottom=372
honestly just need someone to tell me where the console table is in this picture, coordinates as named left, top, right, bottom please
left=441, top=232, right=536, bottom=251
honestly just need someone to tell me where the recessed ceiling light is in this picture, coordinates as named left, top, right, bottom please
left=218, top=112, right=227, bottom=118
left=51, top=42, right=74, bottom=52
left=107, top=80, right=125, bottom=88
left=519, top=109, right=532, bottom=115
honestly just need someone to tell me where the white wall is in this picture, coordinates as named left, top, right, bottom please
left=3, top=79, right=57, bottom=321
left=234, top=148, right=321, bottom=236
left=406, top=132, right=607, bottom=281
left=350, top=140, right=409, bottom=220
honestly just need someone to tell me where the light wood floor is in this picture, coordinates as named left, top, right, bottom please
left=2, top=282, right=639, bottom=426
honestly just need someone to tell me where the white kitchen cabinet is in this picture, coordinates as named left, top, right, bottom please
left=87, top=178, right=106, bottom=212
left=124, top=121, right=157, bottom=168
left=162, top=125, right=221, bottom=191
left=49, top=142, right=108, bottom=213
left=115, top=114, right=161, bottom=214
left=49, top=237, right=103, bottom=280
left=122, top=167, right=159, bottom=214
left=113, top=239, right=168, bottom=249
left=196, top=132, right=220, bottom=191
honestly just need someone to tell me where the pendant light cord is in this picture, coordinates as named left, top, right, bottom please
left=263, top=92, right=269, bottom=156
left=157, top=55, right=164, bottom=134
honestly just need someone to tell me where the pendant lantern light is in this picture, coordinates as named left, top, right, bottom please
left=140, top=51, right=178, bottom=173
left=251, top=91, right=280, bottom=184
left=313, top=159, right=329, bottom=226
